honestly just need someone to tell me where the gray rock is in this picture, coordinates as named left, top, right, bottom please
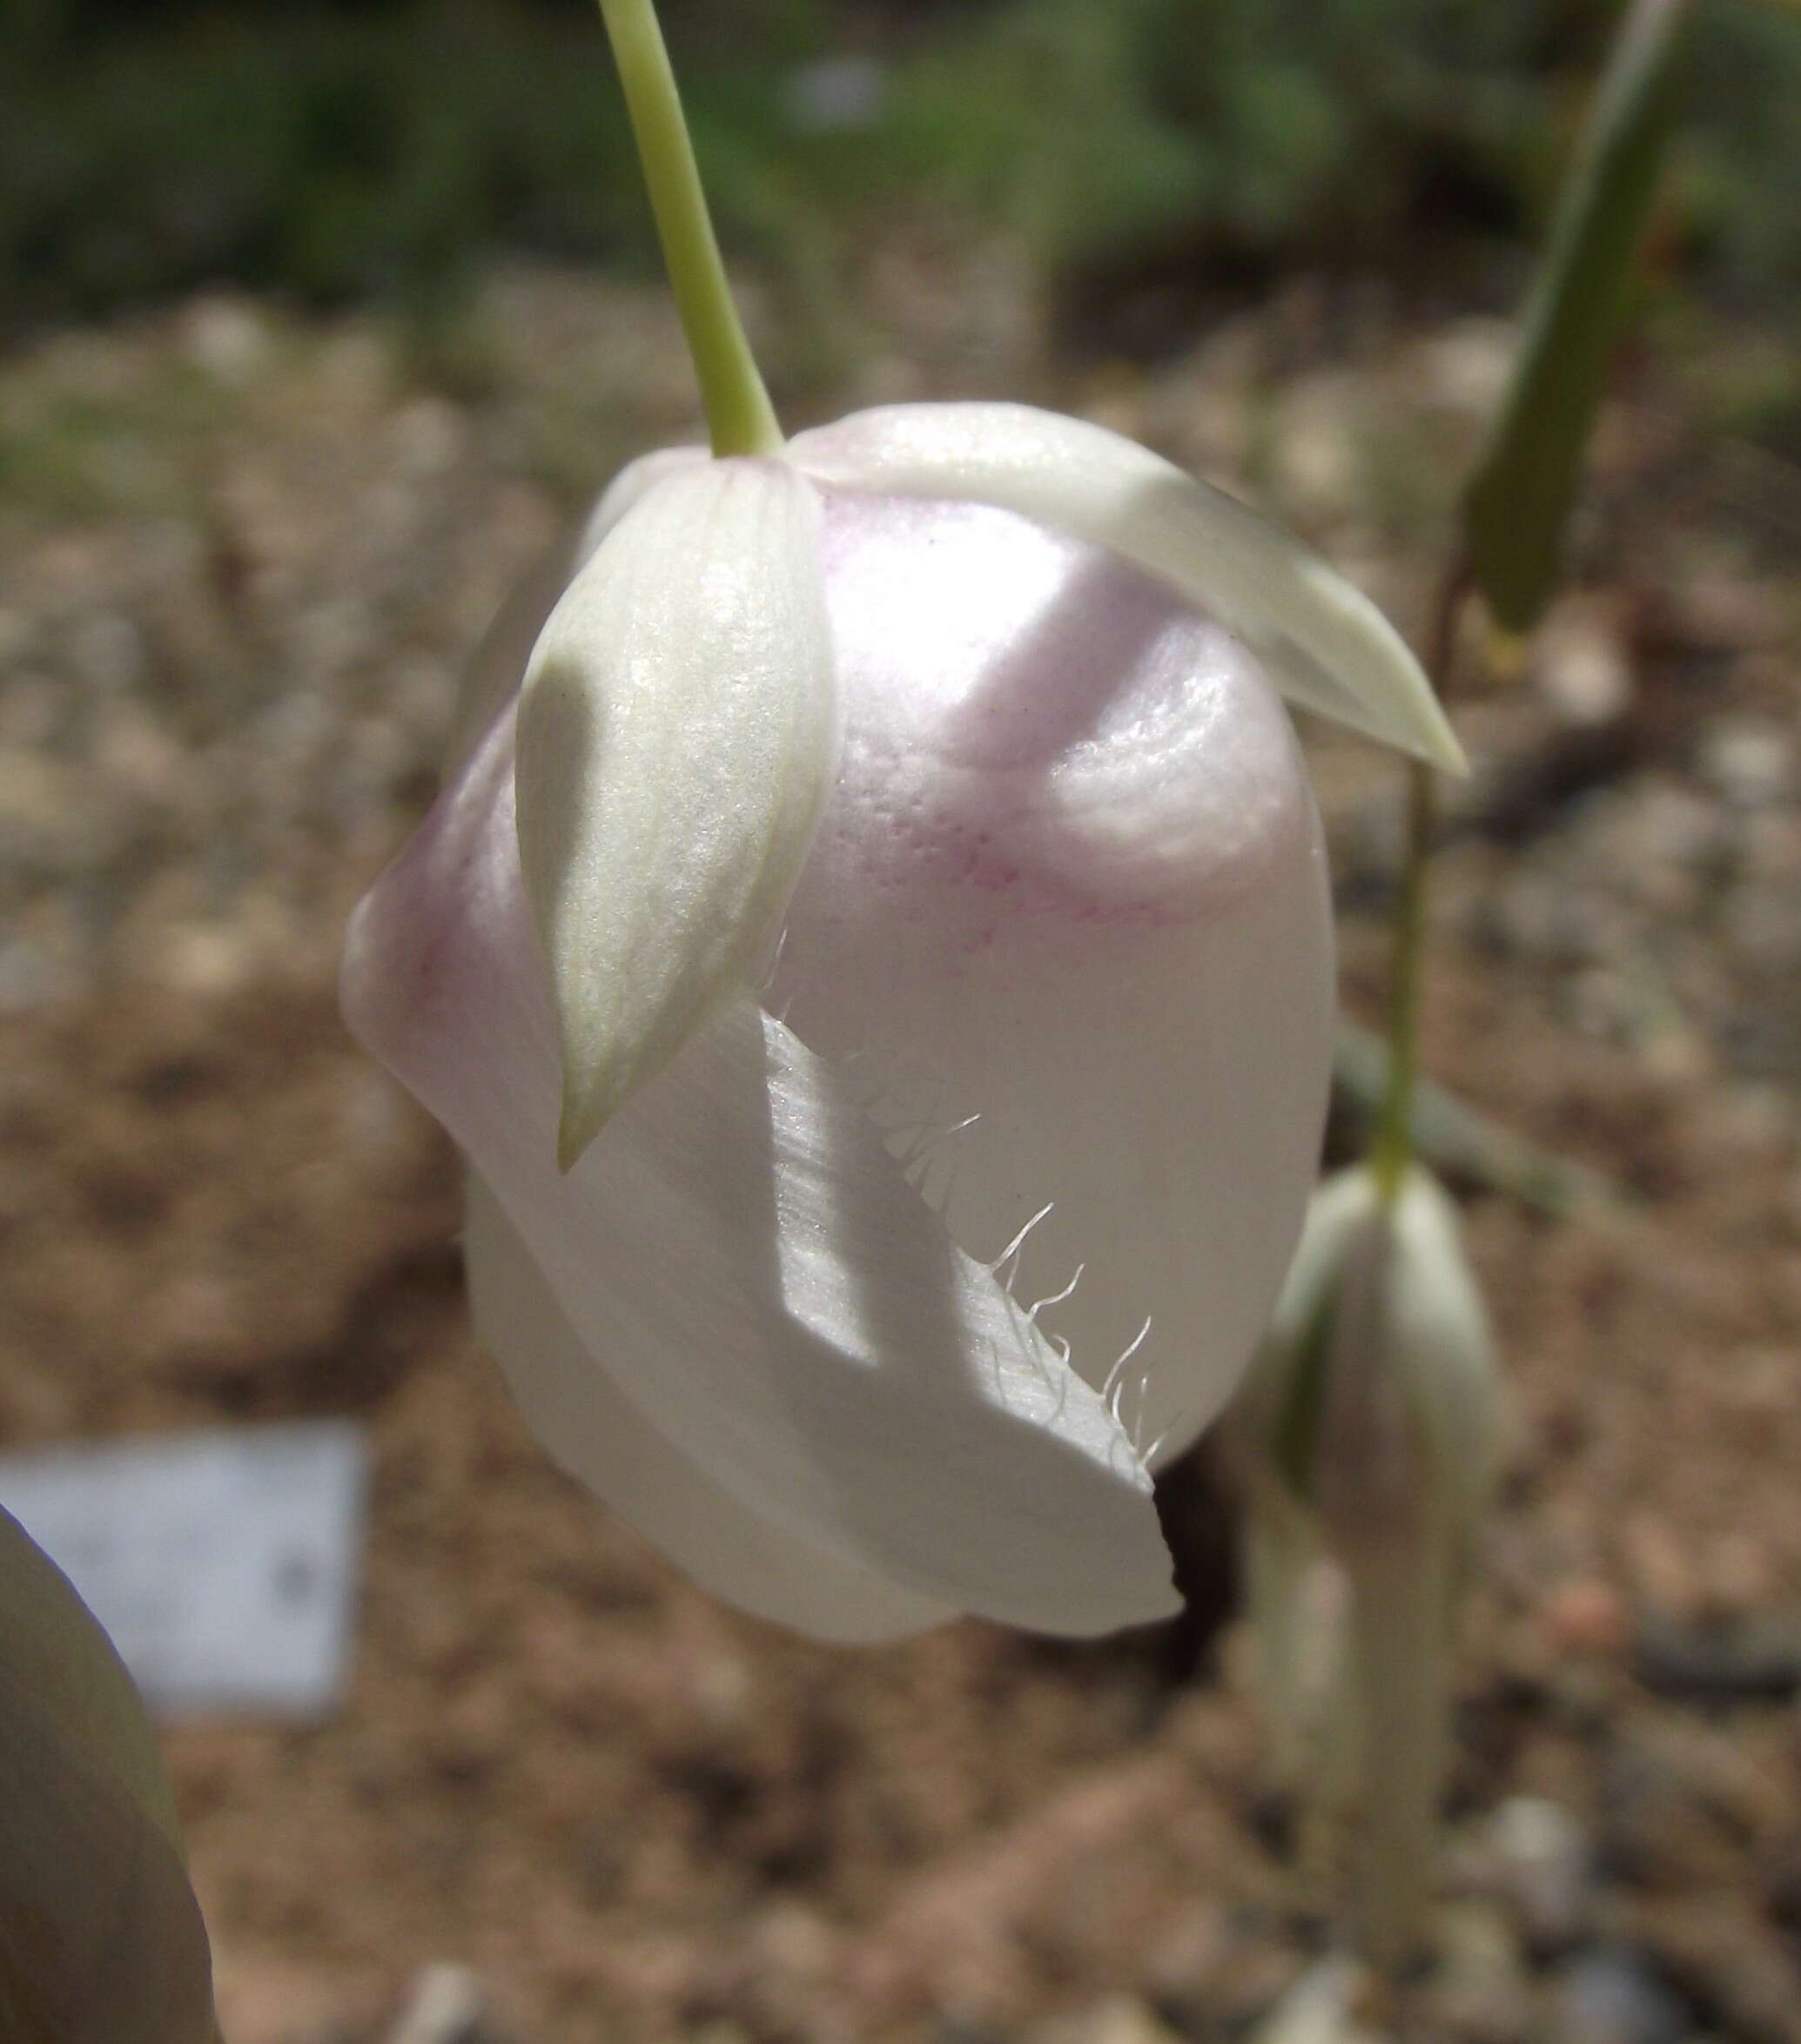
left=1553, top=1950, right=1690, bottom=2044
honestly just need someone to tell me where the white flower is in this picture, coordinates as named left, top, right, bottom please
left=342, top=402, right=1459, bottom=1643
left=0, top=1506, right=217, bottom=2044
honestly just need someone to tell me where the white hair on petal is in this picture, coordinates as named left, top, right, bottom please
left=1027, top=1261, right=1085, bottom=1326
left=987, top=1201, right=1056, bottom=1296
left=1103, top=1314, right=1155, bottom=1402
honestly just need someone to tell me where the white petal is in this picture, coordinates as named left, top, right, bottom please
left=342, top=707, right=1178, bottom=1637
left=463, top=1173, right=955, bottom=1644
left=515, top=457, right=840, bottom=1166
left=790, top=402, right=1464, bottom=771
left=768, top=493, right=1338, bottom=1464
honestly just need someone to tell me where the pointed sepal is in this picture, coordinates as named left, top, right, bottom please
left=514, top=457, right=840, bottom=1167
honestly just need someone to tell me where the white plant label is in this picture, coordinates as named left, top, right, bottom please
left=0, top=1421, right=368, bottom=1719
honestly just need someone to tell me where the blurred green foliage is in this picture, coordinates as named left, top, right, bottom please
left=3, top=0, right=1798, bottom=333
left=873, top=0, right=1801, bottom=303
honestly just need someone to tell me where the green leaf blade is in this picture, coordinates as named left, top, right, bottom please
left=1463, top=0, right=1690, bottom=633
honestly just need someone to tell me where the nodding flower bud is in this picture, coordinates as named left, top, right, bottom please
left=0, top=1506, right=218, bottom=2044
left=1228, top=1163, right=1504, bottom=1967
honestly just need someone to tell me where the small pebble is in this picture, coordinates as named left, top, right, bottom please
left=1698, top=718, right=1793, bottom=810
left=386, top=1963, right=495, bottom=2044
left=1536, top=610, right=1632, bottom=728
left=1543, top=1578, right=1632, bottom=1657
left=1486, top=1798, right=1593, bottom=1949
left=1553, top=1948, right=1689, bottom=2044
left=1242, top=1957, right=1379, bottom=2044
left=1032, top=1994, right=1185, bottom=2044
left=1425, top=1902, right=1534, bottom=2044
left=181, top=296, right=272, bottom=384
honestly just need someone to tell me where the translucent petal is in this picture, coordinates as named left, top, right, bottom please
left=515, top=457, right=840, bottom=1166
left=767, top=493, right=1338, bottom=1462
left=464, top=1173, right=955, bottom=1644
left=790, top=401, right=1464, bottom=771
left=342, top=708, right=1178, bottom=1637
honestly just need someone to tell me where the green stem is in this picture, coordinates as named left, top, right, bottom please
left=1371, top=558, right=1470, bottom=1208
left=596, top=0, right=782, bottom=457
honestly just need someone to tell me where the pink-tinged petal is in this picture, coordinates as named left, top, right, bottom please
left=342, top=709, right=1178, bottom=1637
left=516, top=458, right=840, bottom=1166
left=464, top=1174, right=954, bottom=1644
left=767, top=494, right=1337, bottom=1462
left=790, top=402, right=1463, bottom=771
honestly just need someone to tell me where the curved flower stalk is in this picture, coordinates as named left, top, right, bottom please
left=1230, top=1164, right=1503, bottom=1962
left=341, top=0, right=1463, bottom=1643
left=0, top=1506, right=218, bottom=2044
